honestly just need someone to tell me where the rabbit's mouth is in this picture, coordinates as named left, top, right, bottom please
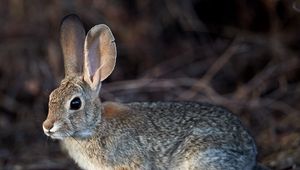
left=43, top=128, right=69, bottom=140
left=43, top=124, right=94, bottom=139
left=44, top=131, right=69, bottom=140
left=43, top=128, right=94, bottom=140
left=43, top=121, right=72, bottom=140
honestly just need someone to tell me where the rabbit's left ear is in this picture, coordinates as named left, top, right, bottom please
left=83, top=24, right=116, bottom=92
left=60, top=14, right=85, bottom=77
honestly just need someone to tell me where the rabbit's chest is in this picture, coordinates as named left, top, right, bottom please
left=61, top=139, right=112, bottom=170
left=62, top=137, right=148, bottom=169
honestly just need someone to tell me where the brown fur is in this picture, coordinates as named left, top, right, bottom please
left=102, top=102, right=130, bottom=120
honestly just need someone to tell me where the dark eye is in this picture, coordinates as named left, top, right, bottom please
left=70, top=97, right=81, bottom=110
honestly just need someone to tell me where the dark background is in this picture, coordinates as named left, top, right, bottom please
left=0, top=0, right=299, bottom=169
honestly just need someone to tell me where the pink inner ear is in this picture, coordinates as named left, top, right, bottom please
left=87, top=38, right=101, bottom=81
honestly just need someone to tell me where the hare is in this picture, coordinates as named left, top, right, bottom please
left=43, top=14, right=263, bottom=170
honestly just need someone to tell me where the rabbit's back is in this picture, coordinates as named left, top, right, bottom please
left=122, top=102, right=257, bottom=169
left=127, top=101, right=255, bottom=147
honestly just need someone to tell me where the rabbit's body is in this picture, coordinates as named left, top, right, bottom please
left=61, top=101, right=256, bottom=170
left=42, top=15, right=263, bottom=170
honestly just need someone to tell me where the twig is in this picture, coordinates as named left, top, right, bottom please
left=178, top=37, right=239, bottom=99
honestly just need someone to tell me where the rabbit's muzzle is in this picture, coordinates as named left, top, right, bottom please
left=42, top=113, right=60, bottom=138
left=42, top=119, right=54, bottom=135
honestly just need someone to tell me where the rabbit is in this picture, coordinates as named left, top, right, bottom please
left=42, top=14, right=265, bottom=170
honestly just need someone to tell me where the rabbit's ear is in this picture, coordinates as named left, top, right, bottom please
left=83, top=24, right=116, bottom=91
left=60, top=14, right=85, bottom=77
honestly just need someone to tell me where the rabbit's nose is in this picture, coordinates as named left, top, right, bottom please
left=43, top=119, right=54, bottom=132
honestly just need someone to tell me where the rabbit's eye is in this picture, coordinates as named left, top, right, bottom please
left=70, top=97, right=81, bottom=110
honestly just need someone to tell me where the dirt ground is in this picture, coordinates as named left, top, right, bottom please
left=0, top=0, right=299, bottom=170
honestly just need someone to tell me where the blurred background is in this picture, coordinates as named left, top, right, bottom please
left=0, top=0, right=299, bottom=169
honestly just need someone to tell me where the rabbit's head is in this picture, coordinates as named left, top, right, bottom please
left=42, top=15, right=116, bottom=139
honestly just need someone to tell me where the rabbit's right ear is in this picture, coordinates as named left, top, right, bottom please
left=60, top=14, right=85, bottom=77
left=83, top=24, right=116, bottom=92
